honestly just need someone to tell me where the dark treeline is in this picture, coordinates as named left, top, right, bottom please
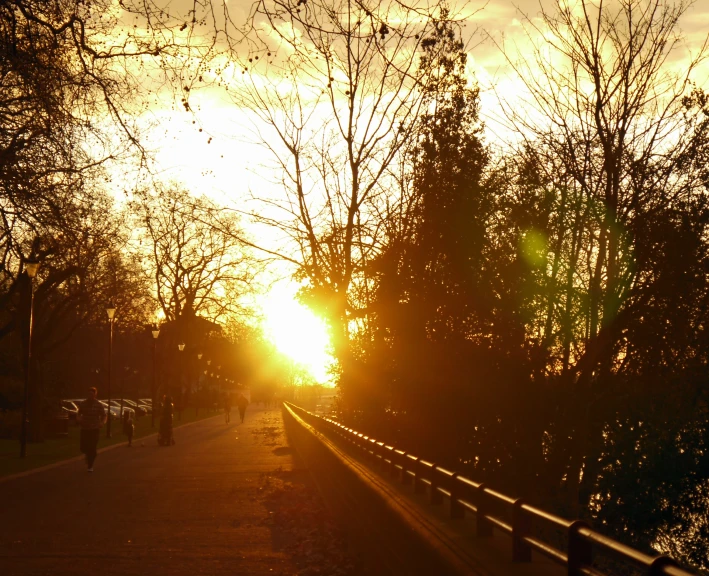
left=0, top=2, right=290, bottom=443
left=234, top=0, right=709, bottom=570
left=0, top=0, right=707, bottom=571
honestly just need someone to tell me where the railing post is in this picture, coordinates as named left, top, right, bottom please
left=389, top=448, right=399, bottom=478
left=360, top=435, right=369, bottom=458
left=414, top=460, right=429, bottom=494
left=476, top=484, right=493, bottom=537
left=372, top=440, right=381, bottom=464
left=568, top=521, right=592, bottom=576
left=512, top=499, right=532, bottom=562
left=401, top=453, right=413, bottom=485
left=376, top=442, right=386, bottom=471
left=450, top=474, right=465, bottom=519
left=648, top=556, right=679, bottom=576
left=368, top=438, right=375, bottom=461
left=429, top=465, right=443, bottom=505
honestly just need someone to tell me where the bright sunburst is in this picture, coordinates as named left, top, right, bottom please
left=261, top=284, right=334, bottom=385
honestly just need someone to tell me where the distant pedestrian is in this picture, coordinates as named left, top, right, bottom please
left=224, top=393, right=232, bottom=424
left=236, top=393, right=249, bottom=424
left=77, top=387, right=106, bottom=472
left=122, top=410, right=134, bottom=447
left=158, top=395, right=175, bottom=446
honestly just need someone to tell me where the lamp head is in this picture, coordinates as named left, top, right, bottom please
left=178, top=343, right=185, bottom=352
left=106, top=302, right=116, bottom=321
left=197, top=353, right=203, bottom=360
left=25, top=259, right=40, bottom=279
left=152, top=329, right=160, bottom=339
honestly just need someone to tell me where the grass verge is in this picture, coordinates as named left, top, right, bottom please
left=0, top=408, right=219, bottom=478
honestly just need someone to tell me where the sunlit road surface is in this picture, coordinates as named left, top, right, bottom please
left=0, top=406, right=300, bottom=575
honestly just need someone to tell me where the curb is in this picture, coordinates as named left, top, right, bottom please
left=0, top=414, right=221, bottom=484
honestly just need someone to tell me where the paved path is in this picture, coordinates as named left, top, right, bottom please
left=1, top=406, right=303, bottom=576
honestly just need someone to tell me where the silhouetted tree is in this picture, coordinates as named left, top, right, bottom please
left=491, top=0, right=709, bottom=565
left=135, top=186, right=257, bottom=327
left=0, top=0, right=213, bottom=433
left=133, top=185, right=259, bottom=397
left=363, top=16, right=497, bottom=456
left=231, top=0, right=476, bottom=399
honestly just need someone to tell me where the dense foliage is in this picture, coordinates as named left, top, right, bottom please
left=324, top=3, right=709, bottom=570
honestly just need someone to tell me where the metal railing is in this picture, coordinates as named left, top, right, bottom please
left=285, top=402, right=699, bottom=576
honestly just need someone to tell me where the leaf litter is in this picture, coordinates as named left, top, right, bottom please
left=258, top=468, right=358, bottom=576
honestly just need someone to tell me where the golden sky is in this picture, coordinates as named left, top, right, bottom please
left=142, top=0, right=709, bottom=199
left=127, top=0, right=708, bottom=384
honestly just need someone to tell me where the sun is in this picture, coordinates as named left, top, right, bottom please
left=261, top=284, right=334, bottom=385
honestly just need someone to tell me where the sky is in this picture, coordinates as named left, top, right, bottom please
left=127, top=0, right=709, bottom=384
left=143, top=0, right=709, bottom=199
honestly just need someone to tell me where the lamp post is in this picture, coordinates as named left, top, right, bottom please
left=178, top=343, right=185, bottom=420
left=196, top=352, right=203, bottom=416
left=207, top=360, right=212, bottom=411
left=133, top=369, right=138, bottom=402
left=151, top=327, right=160, bottom=428
left=20, top=258, right=40, bottom=458
left=120, top=366, right=129, bottom=424
left=106, top=303, right=116, bottom=438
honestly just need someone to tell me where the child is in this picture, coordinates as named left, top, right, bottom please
left=122, top=410, right=134, bottom=447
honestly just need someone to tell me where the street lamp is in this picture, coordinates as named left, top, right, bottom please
left=177, top=343, right=185, bottom=420
left=20, top=258, right=40, bottom=458
left=195, top=352, right=203, bottom=415
left=120, top=366, right=129, bottom=424
left=151, top=327, right=160, bottom=427
left=106, top=302, right=116, bottom=438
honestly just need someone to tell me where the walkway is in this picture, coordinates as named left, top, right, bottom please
left=0, top=406, right=323, bottom=576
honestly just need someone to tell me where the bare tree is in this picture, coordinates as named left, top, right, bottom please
left=230, top=0, right=474, bottom=387
left=134, top=186, right=257, bottom=334
left=494, top=0, right=709, bottom=521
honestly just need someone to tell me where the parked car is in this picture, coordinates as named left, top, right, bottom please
left=66, top=399, right=87, bottom=414
left=138, top=399, right=153, bottom=414
left=60, top=400, right=79, bottom=421
left=105, top=400, right=135, bottom=419
left=120, top=399, right=146, bottom=417
left=97, top=400, right=118, bottom=419
left=66, top=398, right=122, bottom=420
left=96, top=400, right=130, bottom=420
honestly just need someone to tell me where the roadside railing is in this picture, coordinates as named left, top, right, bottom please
left=285, top=402, right=699, bottom=576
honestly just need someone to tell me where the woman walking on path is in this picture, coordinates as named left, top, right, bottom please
left=236, top=393, right=249, bottom=423
left=77, top=387, right=106, bottom=472
left=123, top=410, right=134, bottom=447
left=224, top=393, right=232, bottom=424
left=159, top=395, right=175, bottom=446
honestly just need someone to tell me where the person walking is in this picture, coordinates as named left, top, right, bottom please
left=159, top=395, right=175, bottom=446
left=122, top=410, right=134, bottom=447
left=77, top=387, right=106, bottom=472
left=224, top=392, right=232, bottom=424
left=236, top=393, right=249, bottom=424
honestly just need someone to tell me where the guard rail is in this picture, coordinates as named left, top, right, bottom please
left=285, top=402, right=699, bottom=576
